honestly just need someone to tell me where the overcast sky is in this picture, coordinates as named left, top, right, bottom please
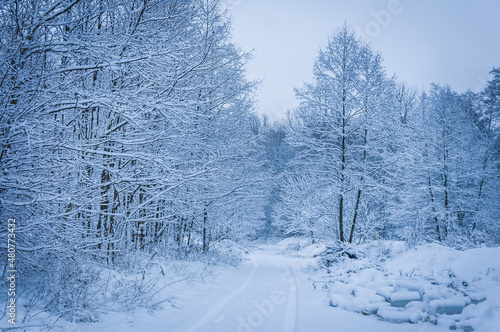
left=227, top=0, right=500, bottom=120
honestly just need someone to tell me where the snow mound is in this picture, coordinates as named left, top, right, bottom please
left=275, top=237, right=314, bottom=253
left=211, top=239, right=248, bottom=257
left=324, top=243, right=500, bottom=331
left=377, top=306, right=425, bottom=324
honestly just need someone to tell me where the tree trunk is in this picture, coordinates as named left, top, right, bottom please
left=428, top=176, right=442, bottom=242
left=202, top=207, right=208, bottom=252
left=338, top=93, right=346, bottom=242
left=349, top=189, right=362, bottom=243
left=349, top=128, right=367, bottom=243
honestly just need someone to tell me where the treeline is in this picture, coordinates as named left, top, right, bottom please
left=0, top=0, right=266, bottom=314
left=262, top=26, right=500, bottom=247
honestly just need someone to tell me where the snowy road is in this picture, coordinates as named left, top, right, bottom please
left=65, top=244, right=467, bottom=332
left=163, top=245, right=447, bottom=332
left=184, top=249, right=299, bottom=332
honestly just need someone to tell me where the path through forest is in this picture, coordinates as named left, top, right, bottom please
left=62, top=243, right=491, bottom=332
left=184, top=247, right=299, bottom=332
left=161, top=244, right=446, bottom=332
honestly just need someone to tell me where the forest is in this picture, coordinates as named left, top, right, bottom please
left=0, top=0, right=499, bottom=330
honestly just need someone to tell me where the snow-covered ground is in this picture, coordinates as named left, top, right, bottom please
left=3, top=239, right=500, bottom=331
left=309, top=240, right=500, bottom=332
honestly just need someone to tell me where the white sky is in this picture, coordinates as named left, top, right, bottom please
left=227, top=0, right=500, bottom=120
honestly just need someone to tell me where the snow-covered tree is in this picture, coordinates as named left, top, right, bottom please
left=275, top=25, right=397, bottom=243
left=0, top=0, right=261, bottom=317
left=389, top=83, right=499, bottom=246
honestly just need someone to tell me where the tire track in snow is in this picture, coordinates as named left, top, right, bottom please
left=185, top=256, right=259, bottom=332
left=282, top=261, right=298, bottom=332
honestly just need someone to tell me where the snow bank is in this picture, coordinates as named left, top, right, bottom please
left=322, top=243, right=500, bottom=331
left=211, top=239, right=248, bottom=257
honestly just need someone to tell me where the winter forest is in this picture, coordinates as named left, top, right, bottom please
left=1, top=0, right=500, bottom=331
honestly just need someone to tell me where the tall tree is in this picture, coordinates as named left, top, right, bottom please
left=276, top=25, right=396, bottom=243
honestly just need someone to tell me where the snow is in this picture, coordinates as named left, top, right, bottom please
left=429, top=297, right=470, bottom=315
left=388, top=290, right=422, bottom=306
left=377, top=306, right=425, bottom=324
left=394, top=280, right=425, bottom=295
left=316, top=241, right=500, bottom=331
left=2, top=239, right=500, bottom=331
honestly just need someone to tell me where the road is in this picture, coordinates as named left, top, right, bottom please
left=185, top=248, right=301, bottom=332
left=167, top=244, right=445, bottom=332
left=65, top=244, right=449, bottom=332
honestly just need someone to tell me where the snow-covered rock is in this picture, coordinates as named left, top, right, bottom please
left=324, top=242, right=500, bottom=330
left=429, top=296, right=471, bottom=315
left=388, top=290, right=421, bottom=307
left=376, top=306, right=425, bottom=324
